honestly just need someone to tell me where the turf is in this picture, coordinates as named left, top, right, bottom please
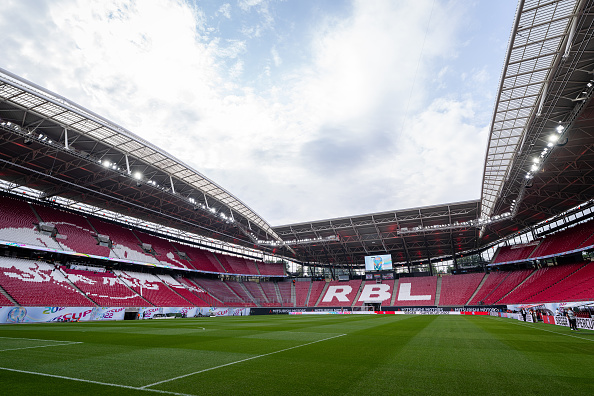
left=0, top=315, right=592, bottom=395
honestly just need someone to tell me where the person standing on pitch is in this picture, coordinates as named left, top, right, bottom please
left=567, top=308, right=578, bottom=331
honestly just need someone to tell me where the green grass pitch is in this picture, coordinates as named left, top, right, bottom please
left=0, top=314, right=592, bottom=395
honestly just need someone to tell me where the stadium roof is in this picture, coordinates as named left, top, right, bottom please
left=0, top=68, right=281, bottom=249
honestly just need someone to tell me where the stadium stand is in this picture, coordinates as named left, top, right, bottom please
left=132, top=230, right=194, bottom=270
left=294, top=280, right=311, bottom=307
left=480, top=269, right=533, bottom=305
left=438, top=273, right=485, bottom=306
left=535, top=262, right=594, bottom=302
left=62, top=267, right=147, bottom=307
left=393, top=276, right=437, bottom=306
left=530, top=221, right=594, bottom=258
left=317, top=280, right=362, bottom=306
left=0, top=291, right=14, bottom=306
left=499, top=263, right=586, bottom=304
left=89, top=219, right=160, bottom=264
left=178, top=277, right=220, bottom=306
left=171, top=243, right=227, bottom=273
left=224, top=281, right=256, bottom=307
left=353, top=280, right=394, bottom=307
left=0, top=258, right=92, bottom=306
left=492, top=242, right=540, bottom=264
left=277, top=281, right=292, bottom=306
left=0, top=196, right=62, bottom=249
left=243, top=281, right=267, bottom=305
left=257, top=262, right=285, bottom=277
left=308, top=281, right=327, bottom=306
left=33, top=204, right=111, bottom=257
left=215, top=254, right=258, bottom=275
left=193, top=278, right=247, bottom=306
left=260, top=282, right=281, bottom=306
left=156, top=274, right=210, bottom=306
left=114, top=270, right=191, bottom=306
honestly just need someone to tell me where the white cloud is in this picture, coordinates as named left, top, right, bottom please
left=218, top=3, right=231, bottom=19
left=0, top=0, right=489, bottom=226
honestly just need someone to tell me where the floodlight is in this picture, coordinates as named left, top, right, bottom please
left=103, top=160, right=110, bottom=167
left=548, top=135, right=559, bottom=142
left=547, top=142, right=554, bottom=147
left=533, top=158, right=540, bottom=163
left=133, top=172, right=142, bottom=180
left=531, top=164, right=538, bottom=171
left=556, top=125, right=565, bottom=133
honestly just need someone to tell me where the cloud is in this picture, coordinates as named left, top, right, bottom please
left=0, top=0, right=489, bottom=226
left=218, top=3, right=231, bottom=19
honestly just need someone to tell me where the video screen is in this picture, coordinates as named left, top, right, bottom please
left=364, top=254, right=393, bottom=271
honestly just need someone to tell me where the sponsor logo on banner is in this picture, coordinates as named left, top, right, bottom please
left=6, top=306, right=27, bottom=323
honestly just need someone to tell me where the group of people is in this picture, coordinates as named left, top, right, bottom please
left=519, top=306, right=580, bottom=331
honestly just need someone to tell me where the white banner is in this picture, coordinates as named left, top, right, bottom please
left=138, top=307, right=199, bottom=319
left=198, top=307, right=250, bottom=317
left=0, top=306, right=125, bottom=323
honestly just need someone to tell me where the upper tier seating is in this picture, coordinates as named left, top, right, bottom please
left=481, top=269, right=533, bottom=305
left=493, top=242, right=540, bottom=264
left=393, top=276, right=437, bottom=306
left=62, top=267, right=147, bottom=307
left=170, top=242, right=227, bottom=273
left=0, top=258, right=91, bottom=306
left=114, top=270, right=191, bottom=306
left=0, top=196, right=62, bottom=249
left=89, top=220, right=160, bottom=264
left=257, top=262, right=285, bottom=277
left=530, top=220, right=594, bottom=258
left=499, top=263, right=585, bottom=304
left=294, top=281, right=311, bottom=307
left=133, top=230, right=194, bottom=270
left=215, top=254, right=258, bottom=275
left=438, top=273, right=485, bottom=306
left=33, top=205, right=111, bottom=257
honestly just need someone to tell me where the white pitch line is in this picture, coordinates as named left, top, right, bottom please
left=0, top=341, right=83, bottom=352
left=140, top=333, right=347, bottom=389
left=489, top=316, right=594, bottom=342
left=0, top=336, right=77, bottom=342
left=0, top=366, right=196, bottom=396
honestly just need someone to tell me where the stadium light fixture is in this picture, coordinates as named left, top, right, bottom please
left=531, top=164, right=538, bottom=172
left=548, top=135, right=559, bottom=143
left=547, top=142, right=554, bottom=147
left=533, top=158, right=540, bottom=163
left=133, top=172, right=142, bottom=180
left=556, top=125, right=565, bottom=133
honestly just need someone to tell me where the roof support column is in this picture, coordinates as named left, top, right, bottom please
left=64, top=128, right=69, bottom=149
left=125, top=154, right=130, bottom=175
left=169, top=175, right=175, bottom=194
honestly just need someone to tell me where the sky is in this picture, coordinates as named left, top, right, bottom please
left=0, top=0, right=518, bottom=226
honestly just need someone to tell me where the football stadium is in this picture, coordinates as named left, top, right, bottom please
left=1, top=0, right=594, bottom=395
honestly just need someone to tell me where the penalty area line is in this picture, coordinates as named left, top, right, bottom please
left=140, top=333, right=348, bottom=389
left=0, top=366, right=196, bottom=396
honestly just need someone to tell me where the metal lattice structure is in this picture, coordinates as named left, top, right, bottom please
left=0, top=69, right=280, bottom=249
left=482, top=0, right=581, bottom=219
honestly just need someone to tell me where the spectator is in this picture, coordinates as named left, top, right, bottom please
left=521, top=307, right=527, bottom=321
